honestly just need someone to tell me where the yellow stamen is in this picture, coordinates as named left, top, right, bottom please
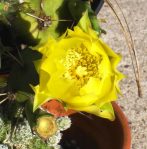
left=63, top=44, right=102, bottom=86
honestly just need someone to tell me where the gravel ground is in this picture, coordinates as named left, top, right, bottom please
left=98, top=0, right=147, bottom=148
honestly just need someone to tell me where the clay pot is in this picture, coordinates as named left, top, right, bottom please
left=61, top=102, right=131, bottom=149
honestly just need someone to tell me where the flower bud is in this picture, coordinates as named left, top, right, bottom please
left=36, top=116, right=57, bottom=139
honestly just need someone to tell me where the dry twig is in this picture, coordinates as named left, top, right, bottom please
left=104, top=0, right=142, bottom=97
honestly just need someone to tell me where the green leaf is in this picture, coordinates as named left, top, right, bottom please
left=0, top=39, right=12, bottom=54
left=25, top=100, right=36, bottom=128
left=0, top=38, right=13, bottom=70
left=0, top=76, right=7, bottom=88
left=12, top=0, right=72, bottom=47
left=21, top=48, right=42, bottom=62
left=8, top=48, right=42, bottom=92
left=15, top=91, right=33, bottom=103
left=89, top=12, right=101, bottom=33
left=78, top=11, right=91, bottom=33
left=68, top=0, right=89, bottom=20
left=68, top=0, right=101, bottom=33
left=0, top=15, right=10, bottom=25
left=8, top=61, right=39, bottom=93
left=10, top=14, right=40, bottom=46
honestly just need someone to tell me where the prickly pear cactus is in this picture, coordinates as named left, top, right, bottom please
left=12, top=0, right=72, bottom=47
left=1, top=0, right=100, bottom=47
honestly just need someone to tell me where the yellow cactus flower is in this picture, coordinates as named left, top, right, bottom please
left=32, top=13, right=124, bottom=121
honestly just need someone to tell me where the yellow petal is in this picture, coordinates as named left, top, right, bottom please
left=99, top=39, right=125, bottom=93
left=96, top=76, right=117, bottom=107
left=63, top=94, right=98, bottom=107
left=67, top=27, right=92, bottom=41
left=68, top=102, right=115, bottom=121
left=59, top=37, right=84, bottom=49
left=62, top=77, right=113, bottom=108
left=39, top=70, right=50, bottom=92
left=32, top=85, right=52, bottom=111
left=47, top=73, right=78, bottom=100
left=80, top=76, right=112, bottom=99
left=98, top=102, right=115, bottom=121
left=38, top=37, right=56, bottom=55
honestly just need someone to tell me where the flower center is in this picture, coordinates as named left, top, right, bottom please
left=63, top=44, right=102, bottom=86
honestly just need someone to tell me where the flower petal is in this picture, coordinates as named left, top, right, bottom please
left=68, top=102, right=115, bottom=121
left=99, top=39, right=125, bottom=93
left=33, top=85, right=52, bottom=111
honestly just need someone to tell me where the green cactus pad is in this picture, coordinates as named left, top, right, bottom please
left=13, top=0, right=73, bottom=47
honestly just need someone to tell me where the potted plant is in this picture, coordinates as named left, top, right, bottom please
left=0, top=0, right=131, bottom=149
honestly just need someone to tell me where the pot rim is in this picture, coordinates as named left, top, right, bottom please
left=112, top=102, right=131, bottom=149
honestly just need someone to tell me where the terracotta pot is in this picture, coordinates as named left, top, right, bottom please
left=61, top=102, right=131, bottom=149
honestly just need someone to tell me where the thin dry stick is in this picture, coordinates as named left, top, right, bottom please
left=0, top=93, right=7, bottom=96
left=78, top=112, right=93, bottom=120
left=104, top=0, right=142, bottom=97
left=26, top=13, right=44, bottom=21
left=0, top=97, right=9, bottom=104
left=51, top=19, right=73, bottom=22
left=113, top=0, right=142, bottom=97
